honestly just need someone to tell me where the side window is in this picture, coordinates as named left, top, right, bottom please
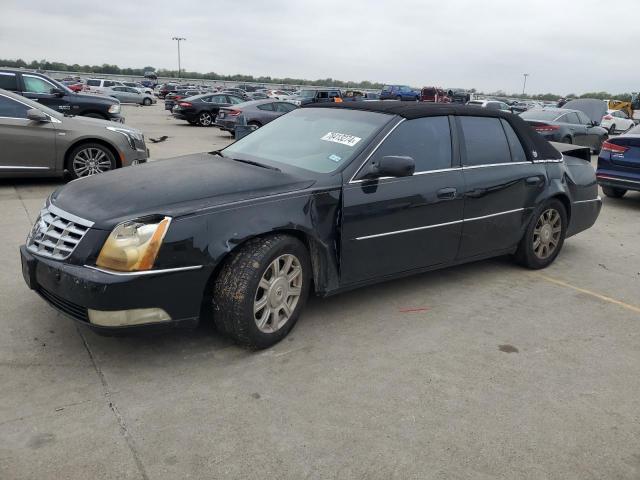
left=128, top=88, right=139, bottom=93
left=0, top=95, right=30, bottom=119
left=576, top=111, right=591, bottom=125
left=228, top=96, right=244, bottom=104
left=368, top=116, right=452, bottom=173
left=257, top=103, right=275, bottom=111
left=23, top=76, right=55, bottom=94
left=564, top=112, right=580, bottom=124
left=500, top=119, right=528, bottom=163
left=278, top=102, right=296, bottom=112
left=104, top=81, right=115, bottom=88
left=317, top=91, right=329, bottom=99
left=460, top=116, right=511, bottom=166
left=0, top=73, right=18, bottom=91
left=87, top=79, right=100, bottom=87
left=211, top=95, right=226, bottom=104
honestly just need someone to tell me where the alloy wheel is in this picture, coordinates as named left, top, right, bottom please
left=72, top=148, right=113, bottom=177
left=532, top=208, right=562, bottom=260
left=199, top=112, right=212, bottom=126
left=253, top=254, right=303, bottom=333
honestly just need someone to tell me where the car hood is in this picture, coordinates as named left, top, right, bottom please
left=61, top=114, right=140, bottom=132
left=50, top=153, right=316, bottom=229
left=71, top=92, right=119, bottom=105
left=563, top=99, right=607, bottom=123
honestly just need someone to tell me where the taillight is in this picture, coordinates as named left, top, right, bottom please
left=601, top=140, right=629, bottom=154
left=603, top=115, right=613, bottom=120
left=178, top=102, right=192, bottom=108
left=227, top=109, right=241, bottom=116
left=534, top=125, right=560, bottom=132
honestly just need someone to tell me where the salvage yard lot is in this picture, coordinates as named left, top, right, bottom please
left=1, top=104, right=640, bottom=479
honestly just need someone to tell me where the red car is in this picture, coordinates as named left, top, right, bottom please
left=420, top=86, right=451, bottom=103
left=62, top=80, right=84, bottom=92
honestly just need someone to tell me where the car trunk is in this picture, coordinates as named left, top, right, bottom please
left=607, top=136, right=640, bottom=169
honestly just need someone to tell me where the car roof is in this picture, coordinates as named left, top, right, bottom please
left=306, top=101, right=514, bottom=119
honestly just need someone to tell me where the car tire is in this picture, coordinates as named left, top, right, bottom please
left=187, top=119, right=198, bottom=125
left=66, top=143, right=117, bottom=180
left=602, top=186, right=627, bottom=198
left=515, top=198, right=567, bottom=269
left=248, top=121, right=262, bottom=128
left=197, top=111, right=213, bottom=126
left=84, top=113, right=108, bottom=120
left=609, top=124, right=616, bottom=135
left=396, top=95, right=402, bottom=101
left=143, top=98, right=152, bottom=106
left=211, top=234, right=311, bottom=349
left=562, top=136, right=572, bottom=144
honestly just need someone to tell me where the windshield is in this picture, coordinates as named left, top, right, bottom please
left=520, top=109, right=562, bottom=121
left=222, top=108, right=393, bottom=173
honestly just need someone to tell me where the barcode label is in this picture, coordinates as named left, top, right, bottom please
left=320, top=132, right=362, bottom=147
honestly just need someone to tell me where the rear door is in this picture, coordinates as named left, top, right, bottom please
left=341, top=116, right=464, bottom=283
left=558, top=112, right=586, bottom=145
left=0, top=93, right=57, bottom=172
left=457, top=116, right=546, bottom=259
left=576, top=111, right=599, bottom=147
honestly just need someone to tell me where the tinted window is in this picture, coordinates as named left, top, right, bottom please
left=23, top=76, right=55, bottom=94
left=576, top=111, right=591, bottom=125
left=211, top=95, right=226, bottom=104
left=0, top=95, right=30, bottom=118
left=104, top=81, right=115, bottom=87
left=460, top=116, right=511, bottom=166
left=564, top=112, right=580, bottom=124
left=275, top=102, right=296, bottom=113
left=318, top=91, right=329, bottom=99
left=228, top=96, right=244, bottom=104
left=521, top=110, right=563, bottom=121
left=257, top=103, right=275, bottom=111
left=87, top=79, right=100, bottom=86
left=0, top=73, right=18, bottom=91
left=369, top=116, right=452, bottom=172
left=501, top=119, right=528, bottom=163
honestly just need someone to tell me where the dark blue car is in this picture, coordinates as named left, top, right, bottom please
left=380, top=85, right=419, bottom=101
left=596, top=124, right=640, bottom=198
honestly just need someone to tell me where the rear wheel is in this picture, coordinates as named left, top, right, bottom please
left=602, top=186, right=627, bottom=198
left=562, top=136, right=572, bottom=144
left=67, top=143, right=116, bottom=179
left=515, top=199, right=567, bottom=269
left=197, top=111, right=213, bottom=126
left=211, top=234, right=311, bottom=349
left=248, top=120, right=262, bottom=128
left=143, top=97, right=152, bottom=106
left=395, top=95, right=402, bottom=101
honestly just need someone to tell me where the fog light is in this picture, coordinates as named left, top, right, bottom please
left=88, top=308, right=171, bottom=327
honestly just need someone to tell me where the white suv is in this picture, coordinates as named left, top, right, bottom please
left=84, top=79, right=125, bottom=95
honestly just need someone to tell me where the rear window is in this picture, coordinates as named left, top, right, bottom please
left=0, top=73, right=18, bottom=90
left=520, top=109, right=562, bottom=121
left=460, top=116, right=511, bottom=166
left=501, top=119, right=528, bottom=163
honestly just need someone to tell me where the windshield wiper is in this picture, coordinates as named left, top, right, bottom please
left=231, top=157, right=281, bottom=172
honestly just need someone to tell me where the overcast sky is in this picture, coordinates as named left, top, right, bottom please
left=1, top=0, right=638, bottom=94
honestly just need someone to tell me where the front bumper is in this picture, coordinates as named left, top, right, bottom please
left=20, top=245, right=208, bottom=334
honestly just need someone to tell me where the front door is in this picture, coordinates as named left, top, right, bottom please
left=341, top=116, right=464, bottom=284
left=0, top=93, right=56, bottom=172
left=20, top=74, right=70, bottom=115
left=456, top=116, right=546, bottom=259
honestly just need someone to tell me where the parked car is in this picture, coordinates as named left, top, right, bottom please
left=158, top=83, right=179, bottom=99
left=600, top=109, right=635, bottom=134
left=171, top=93, right=245, bottom=126
left=520, top=107, right=608, bottom=153
left=290, top=89, right=342, bottom=106
left=265, top=89, right=292, bottom=100
left=420, top=87, right=451, bottom=103
left=596, top=124, right=640, bottom=198
left=247, top=92, right=269, bottom=100
left=0, top=69, right=123, bottom=121
left=19, top=102, right=600, bottom=349
left=466, top=99, right=513, bottom=112
left=215, top=99, right=297, bottom=133
left=0, top=88, right=146, bottom=179
left=84, top=78, right=125, bottom=95
left=107, top=86, right=156, bottom=106
left=62, top=81, right=84, bottom=93
left=164, top=89, right=203, bottom=111
left=380, top=85, right=420, bottom=101
left=121, top=82, right=154, bottom=95
left=222, top=89, right=250, bottom=100
left=447, top=89, right=471, bottom=104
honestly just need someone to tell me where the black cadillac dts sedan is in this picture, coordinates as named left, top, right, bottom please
left=20, top=102, right=602, bottom=348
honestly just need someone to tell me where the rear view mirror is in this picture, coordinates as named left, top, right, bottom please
left=365, top=155, right=415, bottom=179
left=26, top=109, right=50, bottom=123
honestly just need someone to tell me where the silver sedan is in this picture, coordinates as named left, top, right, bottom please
left=107, top=86, right=156, bottom=106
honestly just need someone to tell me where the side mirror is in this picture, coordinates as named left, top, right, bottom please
left=365, top=155, right=415, bottom=179
left=590, top=120, right=599, bottom=127
left=50, top=88, right=65, bottom=97
left=26, top=109, right=50, bottom=123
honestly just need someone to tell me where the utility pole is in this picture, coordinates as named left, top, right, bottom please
left=172, top=37, right=186, bottom=79
left=522, top=73, right=529, bottom=96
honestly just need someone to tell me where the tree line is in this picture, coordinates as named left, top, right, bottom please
left=0, top=58, right=634, bottom=100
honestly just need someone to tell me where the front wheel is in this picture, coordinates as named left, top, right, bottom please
left=602, top=186, right=626, bottom=198
left=212, top=234, right=311, bottom=349
left=515, top=199, right=567, bottom=269
left=396, top=95, right=402, bottom=101
left=143, top=97, right=152, bottom=106
left=66, top=143, right=116, bottom=179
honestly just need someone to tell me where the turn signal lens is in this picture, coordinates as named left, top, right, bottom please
left=96, top=217, right=171, bottom=271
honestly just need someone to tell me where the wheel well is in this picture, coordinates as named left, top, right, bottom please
left=551, top=194, right=571, bottom=223
left=64, top=139, right=122, bottom=170
left=81, top=111, right=108, bottom=119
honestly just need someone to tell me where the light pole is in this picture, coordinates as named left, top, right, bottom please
left=172, top=37, right=186, bottom=78
left=522, top=73, right=529, bottom=96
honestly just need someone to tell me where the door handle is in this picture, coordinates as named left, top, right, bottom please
left=437, top=187, right=457, bottom=199
left=525, top=176, right=543, bottom=187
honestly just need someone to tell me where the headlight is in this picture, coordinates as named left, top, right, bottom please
left=108, top=103, right=121, bottom=114
left=106, top=126, right=143, bottom=149
left=96, top=217, right=171, bottom=271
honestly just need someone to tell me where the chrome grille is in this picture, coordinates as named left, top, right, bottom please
left=26, top=204, right=93, bottom=260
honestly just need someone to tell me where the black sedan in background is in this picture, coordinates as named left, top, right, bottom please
left=20, top=103, right=601, bottom=349
left=520, top=107, right=608, bottom=153
left=171, top=93, right=246, bottom=126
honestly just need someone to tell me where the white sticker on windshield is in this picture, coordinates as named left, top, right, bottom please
left=321, top=132, right=362, bottom=147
